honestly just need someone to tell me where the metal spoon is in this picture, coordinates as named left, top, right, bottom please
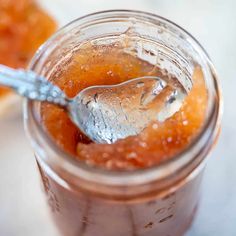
left=0, top=64, right=192, bottom=143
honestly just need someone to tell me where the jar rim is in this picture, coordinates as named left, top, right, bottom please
left=24, top=9, right=222, bottom=190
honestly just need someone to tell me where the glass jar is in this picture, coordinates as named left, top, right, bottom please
left=24, top=10, right=222, bottom=236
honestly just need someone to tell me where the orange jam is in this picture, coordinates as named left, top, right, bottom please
left=41, top=42, right=208, bottom=170
left=0, top=0, right=56, bottom=97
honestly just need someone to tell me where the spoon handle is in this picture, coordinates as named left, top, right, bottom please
left=0, top=64, right=69, bottom=106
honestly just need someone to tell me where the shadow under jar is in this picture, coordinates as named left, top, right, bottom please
left=24, top=10, right=222, bottom=236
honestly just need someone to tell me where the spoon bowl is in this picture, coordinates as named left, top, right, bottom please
left=69, top=76, right=189, bottom=143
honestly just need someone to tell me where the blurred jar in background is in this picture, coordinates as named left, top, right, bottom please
left=0, top=0, right=56, bottom=107
left=25, top=10, right=222, bottom=236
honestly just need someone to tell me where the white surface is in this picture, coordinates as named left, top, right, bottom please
left=0, top=0, right=235, bottom=235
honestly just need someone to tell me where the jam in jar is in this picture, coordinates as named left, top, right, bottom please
left=25, top=10, right=221, bottom=236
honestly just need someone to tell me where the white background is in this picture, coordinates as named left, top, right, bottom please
left=0, top=0, right=235, bottom=235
